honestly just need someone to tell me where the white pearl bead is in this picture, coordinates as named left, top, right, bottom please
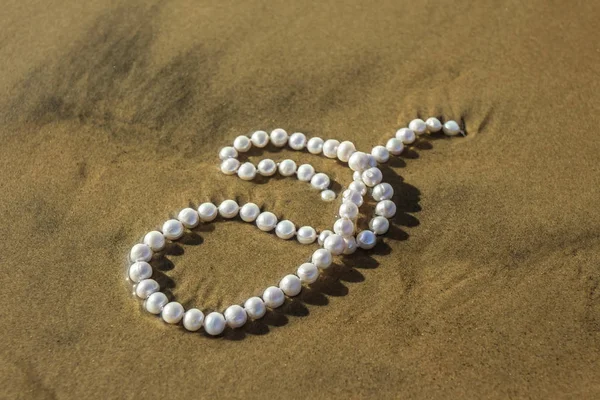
left=333, top=218, right=355, bottom=237
left=220, top=158, right=240, bottom=175
left=177, top=208, right=199, bottom=228
left=348, top=181, right=367, bottom=196
left=307, top=137, right=324, bottom=154
left=324, top=234, right=346, bottom=255
left=320, top=189, right=336, bottom=201
left=339, top=201, right=359, bottom=219
left=367, top=154, right=378, bottom=168
left=240, top=203, right=260, bottom=222
left=425, top=117, right=442, bottom=132
left=183, top=308, right=204, bottom=331
left=372, top=183, right=394, bottom=201
left=312, top=248, right=333, bottom=269
left=256, top=211, right=278, bottom=231
left=297, top=226, right=317, bottom=244
left=409, top=118, right=427, bottom=135
left=370, top=146, right=389, bottom=164
left=369, top=216, right=390, bottom=235
left=297, top=164, right=315, bottom=182
left=130, top=243, right=152, bottom=262
left=224, top=305, right=247, bottom=328
left=322, top=139, right=340, bottom=158
left=257, top=159, right=277, bottom=176
left=311, top=173, right=330, bottom=190
left=356, top=230, right=377, bottom=249
left=386, top=138, right=404, bottom=155
left=279, top=274, right=302, bottom=297
left=244, top=297, right=266, bottom=319
left=443, top=120, right=461, bottom=136
left=288, top=132, right=307, bottom=150
left=348, top=151, right=370, bottom=172
left=396, top=128, right=416, bottom=144
left=219, top=146, right=238, bottom=160
left=297, top=262, right=319, bottom=284
left=198, top=202, right=218, bottom=222
left=129, top=261, right=152, bottom=283
left=143, top=231, right=165, bottom=251
left=233, top=135, right=251, bottom=152
left=218, top=199, right=239, bottom=218
left=362, top=167, right=383, bottom=187
left=204, top=312, right=226, bottom=336
left=145, top=292, right=168, bottom=314
left=342, top=189, right=364, bottom=207
left=343, top=236, right=358, bottom=255
left=336, top=141, right=356, bottom=162
left=162, top=219, right=184, bottom=240
left=275, top=220, right=296, bottom=239
left=270, top=128, right=288, bottom=147
left=353, top=171, right=362, bottom=181
left=136, top=279, right=160, bottom=299
left=162, top=302, right=184, bottom=324
left=375, top=200, right=397, bottom=218
left=237, top=162, right=256, bottom=181
left=251, top=130, right=269, bottom=147
left=278, top=159, right=297, bottom=176
left=263, top=286, right=285, bottom=308
left=318, top=230, right=333, bottom=246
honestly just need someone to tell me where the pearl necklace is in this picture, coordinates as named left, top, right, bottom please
left=126, top=117, right=463, bottom=336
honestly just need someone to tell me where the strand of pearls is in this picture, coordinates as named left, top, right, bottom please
left=126, top=117, right=463, bottom=336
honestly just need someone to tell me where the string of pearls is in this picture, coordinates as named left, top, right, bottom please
left=126, top=117, right=463, bottom=336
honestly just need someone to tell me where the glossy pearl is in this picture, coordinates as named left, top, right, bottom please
left=297, top=226, right=317, bottom=244
left=279, top=274, right=302, bottom=297
left=426, top=117, right=442, bottom=132
left=198, top=202, right=218, bottom=222
left=375, top=200, right=397, bottom=218
left=409, top=118, right=427, bottom=135
left=256, top=211, right=278, bottom=231
left=220, top=158, right=240, bottom=175
left=312, top=248, right=333, bottom=269
left=443, top=120, right=461, bottom=136
left=337, top=141, right=356, bottom=162
left=396, top=128, right=416, bottom=144
left=204, top=312, right=226, bottom=336
left=318, top=230, right=333, bottom=246
left=237, top=162, right=256, bottom=180
left=224, top=305, right=247, bottom=328
left=233, top=135, right=251, bottom=152
left=240, top=203, right=260, bottom=222
left=322, top=139, right=340, bottom=158
left=251, top=130, right=269, bottom=147
left=297, top=262, right=319, bottom=284
left=353, top=171, right=362, bottom=181
left=130, top=243, right=152, bottom=262
left=349, top=181, right=367, bottom=196
left=386, top=138, right=404, bottom=155
left=334, top=218, right=355, bottom=237
left=162, top=219, right=184, bottom=240
left=244, top=297, right=266, bottom=319
left=311, top=173, right=330, bottom=190
left=275, top=220, right=296, bottom=239
left=372, top=183, right=394, bottom=201
left=356, top=230, right=377, bottom=249
left=371, top=145, right=390, bottom=163
left=183, top=308, right=204, bottom=331
left=289, top=132, right=307, bottom=150
left=270, top=128, right=288, bottom=147
left=348, top=151, right=370, bottom=172
left=362, top=167, right=383, bottom=187
left=369, top=216, right=390, bottom=235
left=177, top=208, right=199, bottom=228
left=160, top=301, right=183, bottom=324
left=136, top=279, right=160, bottom=299
left=343, top=236, right=358, bottom=255
left=324, top=234, right=346, bottom=255
left=297, top=164, right=315, bottom=182
left=143, top=231, right=165, bottom=251
left=307, top=137, right=324, bottom=154
left=145, top=292, right=168, bottom=314
left=263, top=286, right=285, bottom=308
left=129, top=261, right=152, bottom=283
left=367, top=154, right=377, bottom=168
left=339, top=202, right=359, bottom=219
left=321, top=189, right=336, bottom=201
left=278, top=159, right=297, bottom=176
left=219, top=146, right=237, bottom=160
left=342, top=189, right=364, bottom=207
left=257, top=159, right=277, bottom=176
left=218, top=199, right=239, bottom=218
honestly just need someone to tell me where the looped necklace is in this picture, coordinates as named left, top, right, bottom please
left=126, top=117, right=463, bottom=335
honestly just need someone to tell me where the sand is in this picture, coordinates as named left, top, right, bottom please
left=1, top=0, right=599, bottom=398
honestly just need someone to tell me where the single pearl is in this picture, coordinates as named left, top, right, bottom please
left=178, top=208, right=199, bottom=228
left=240, top=203, right=260, bottom=222
left=263, top=286, right=285, bottom=308
left=334, top=218, right=355, bottom=237
left=372, top=183, right=394, bottom=201
left=318, top=230, right=333, bottom=246
left=312, top=248, right=333, bottom=269
left=233, top=135, right=251, bottom=152
left=279, top=275, right=302, bottom=297
left=396, top=128, right=416, bottom=144
left=135, top=279, right=160, bottom=299
left=375, top=200, right=397, bottom=218
left=237, top=162, right=256, bottom=181
left=371, top=145, right=390, bottom=163
left=278, top=159, right=297, bottom=176
left=356, top=230, right=377, bottom=249
left=297, top=263, right=319, bottom=284
left=307, top=137, right=324, bottom=154
left=321, top=189, right=336, bottom=201
left=443, top=120, right=461, bottom=136
left=367, top=154, right=378, bottom=168
left=289, top=132, right=307, bottom=150
left=129, top=261, right=152, bottom=283
left=257, top=159, right=277, bottom=176
left=322, top=139, right=340, bottom=158
left=369, top=216, right=390, bottom=235
left=275, top=220, right=296, bottom=239
left=220, top=158, right=240, bottom=175
left=386, top=138, right=404, bottom=155
left=339, top=202, right=359, bottom=219
left=409, top=119, right=427, bottom=135
left=204, top=312, right=226, bottom=336
left=130, top=243, right=152, bottom=262
left=425, top=117, right=442, bottom=133
left=342, top=189, right=364, bottom=207
left=219, top=146, right=238, bottom=160
left=337, top=141, right=356, bottom=162
left=162, top=302, right=184, bottom=324
left=143, top=231, right=165, bottom=251
left=183, top=308, right=204, bottom=331
left=256, top=211, right=278, bottom=231
left=311, top=173, right=330, bottom=190
left=343, top=236, right=358, bottom=255
left=297, top=226, right=317, bottom=244
left=353, top=171, right=362, bottom=181
left=162, top=219, right=184, bottom=240
left=244, top=297, right=266, bottom=319
left=218, top=199, right=239, bottom=218
left=324, top=234, right=346, bottom=255
left=198, top=202, right=218, bottom=222
left=297, top=164, right=315, bottom=182
left=362, top=167, right=383, bottom=187
left=348, top=181, right=367, bottom=196
left=348, top=151, right=370, bottom=172
left=270, top=128, right=289, bottom=147
left=251, top=130, right=269, bottom=148
left=224, top=305, right=247, bottom=328
left=145, top=292, right=168, bottom=314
